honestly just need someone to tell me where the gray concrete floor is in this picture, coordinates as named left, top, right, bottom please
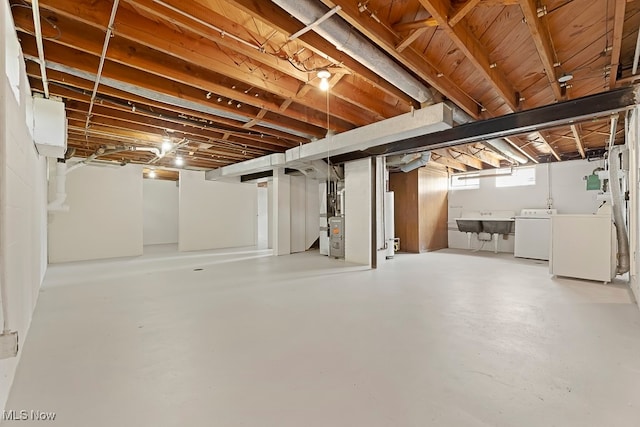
left=3, top=247, right=640, bottom=427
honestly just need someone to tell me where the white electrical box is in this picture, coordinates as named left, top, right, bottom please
left=33, top=97, right=67, bottom=158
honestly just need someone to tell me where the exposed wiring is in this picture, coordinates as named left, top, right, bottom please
left=10, top=3, right=61, bottom=40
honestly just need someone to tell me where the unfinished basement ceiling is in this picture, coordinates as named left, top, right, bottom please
left=9, top=0, right=640, bottom=173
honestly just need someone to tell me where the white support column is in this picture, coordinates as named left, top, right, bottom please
left=345, top=158, right=373, bottom=266
left=271, top=168, right=291, bottom=256
left=629, top=107, right=640, bottom=306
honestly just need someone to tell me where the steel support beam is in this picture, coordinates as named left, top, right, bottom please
left=331, top=84, right=640, bottom=163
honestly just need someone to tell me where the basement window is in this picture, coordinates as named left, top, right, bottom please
left=450, top=173, right=479, bottom=190
left=495, top=166, right=536, bottom=188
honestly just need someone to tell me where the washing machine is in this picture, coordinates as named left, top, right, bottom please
left=514, top=209, right=557, bottom=260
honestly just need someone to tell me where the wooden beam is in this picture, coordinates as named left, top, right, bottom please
left=570, top=125, right=586, bottom=159
left=431, top=151, right=467, bottom=171
left=26, top=62, right=306, bottom=145
left=225, top=0, right=416, bottom=108
left=18, top=34, right=332, bottom=137
left=449, top=0, right=482, bottom=27
left=461, top=146, right=501, bottom=168
left=243, top=109, right=269, bottom=129
left=396, top=28, right=428, bottom=53
left=448, top=148, right=484, bottom=169
left=534, top=132, right=561, bottom=161
left=392, top=18, right=438, bottom=32
left=122, top=0, right=311, bottom=81
left=324, top=0, right=481, bottom=118
left=609, top=0, right=627, bottom=88
left=16, top=4, right=376, bottom=129
left=417, top=0, right=519, bottom=111
left=518, top=0, right=563, bottom=100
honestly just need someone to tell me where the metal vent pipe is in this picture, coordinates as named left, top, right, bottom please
left=271, top=0, right=434, bottom=104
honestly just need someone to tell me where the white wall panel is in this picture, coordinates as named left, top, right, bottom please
left=345, top=159, right=372, bottom=265
left=143, top=179, right=178, bottom=245
left=48, top=164, right=144, bottom=262
left=179, top=170, right=256, bottom=251
left=0, top=1, right=48, bottom=409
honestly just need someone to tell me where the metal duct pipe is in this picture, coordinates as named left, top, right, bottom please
left=609, top=145, right=630, bottom=274
left=400, top=152, right=432, bottom=172
left=270, top=0, right=434, bottom=104
left=443, top=101, right=529, bottom=164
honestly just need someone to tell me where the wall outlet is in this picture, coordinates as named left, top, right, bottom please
left=0, top=331, right=19, bottom=359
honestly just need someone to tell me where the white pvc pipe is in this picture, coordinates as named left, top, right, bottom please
left=47, top=162, right=69, bottom=212
left=32, top=0, right=49, bottom=98
left=632, top=28, right=640, bottom=75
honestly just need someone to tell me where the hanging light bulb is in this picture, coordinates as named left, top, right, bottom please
left=161, top=138, right=172, bottom=153
left=148, top=170, right=156, bottom=179
left=175, top=156, right=184, bottom=166
left=317, top=69, right=331, bottom=91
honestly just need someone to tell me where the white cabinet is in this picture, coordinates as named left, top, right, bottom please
left=550, top=214, right=617, bottom=283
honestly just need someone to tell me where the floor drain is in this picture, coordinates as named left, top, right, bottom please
left=193, top=268, right=203, bottom=271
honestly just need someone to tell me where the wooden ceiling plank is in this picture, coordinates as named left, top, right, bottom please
left=609, top=0, right=627, bottom=88
left=518, top=0, right=563, bottom=100
left=570, top=125, right=586, bottom=159
left=449, top=0, right=482, bottom=27
left=417, top=0, right=519, bottom=111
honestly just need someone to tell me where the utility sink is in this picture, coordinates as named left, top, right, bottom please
left=455, top=219, right=483, bottom=233
left=481, top=219, right=515, bottom=235
left=455, top=218, right=515, bottom=234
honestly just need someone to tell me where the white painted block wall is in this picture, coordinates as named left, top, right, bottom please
left=48, top=163, right=144, bottom=263
left=449, top=159, right=604, bottom=252
left=1, top=1, right=48, bottom=410
left=179, top=170, right=257, bottom=251
left=345, top=159, right=372, bottom=265
left=143, top=179, right=178, bottom=245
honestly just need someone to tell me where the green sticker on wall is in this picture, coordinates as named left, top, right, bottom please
left=586, top=174, right=601, bottom=191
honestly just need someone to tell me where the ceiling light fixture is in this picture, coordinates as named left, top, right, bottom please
left=317, top=69, right=331, bottom=91
left=558, top=73, right=573, bottom=83
left=175, top=156, right=184, bottom=166
left=161, top=139, right=172, bottom=153
left=148, top=170, right=156, bottom=179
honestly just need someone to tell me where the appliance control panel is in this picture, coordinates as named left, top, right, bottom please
left=519, top=209, right=557, bottom=217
